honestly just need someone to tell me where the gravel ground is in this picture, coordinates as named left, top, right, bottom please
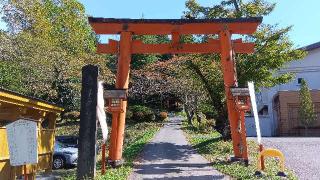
left=249, top=137, right=320, bottom=180
left=128, top=117, right=230, bottom=180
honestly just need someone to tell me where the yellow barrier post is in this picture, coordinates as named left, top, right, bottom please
left=255, top=148, right=286, bottom=177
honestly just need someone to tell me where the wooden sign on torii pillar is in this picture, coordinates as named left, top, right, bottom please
left=89, top=17, right=262, bottom=166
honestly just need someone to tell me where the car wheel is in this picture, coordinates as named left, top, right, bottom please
left=53, top=156, right=65, bottom=169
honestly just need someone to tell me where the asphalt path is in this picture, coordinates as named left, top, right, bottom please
left=249, top=137, right=320, bottom=180
left=128, top=116, right=229, bottom=180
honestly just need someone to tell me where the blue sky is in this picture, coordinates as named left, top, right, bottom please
left=1, top=0, right=320, bottom=47
left=78, top=0, right=320, bottom=48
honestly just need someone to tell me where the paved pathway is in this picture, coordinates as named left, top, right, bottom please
left=128, top=116, right=229, bottom=180
left=249, top=137, right=320, bottom=180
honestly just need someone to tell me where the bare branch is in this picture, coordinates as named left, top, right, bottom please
left=232, top=0, right=240, bottom=13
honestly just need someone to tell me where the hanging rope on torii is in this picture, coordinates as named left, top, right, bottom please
left=88, top=17, right=262, bottom=166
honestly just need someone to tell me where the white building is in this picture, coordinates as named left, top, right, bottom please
left=246, top=41, right=320, bottom=137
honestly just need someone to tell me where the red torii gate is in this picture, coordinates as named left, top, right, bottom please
left=88, top=17, right=262, bottom=165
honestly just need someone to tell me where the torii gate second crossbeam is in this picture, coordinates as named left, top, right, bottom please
left=89, top=17, right=262, bottom=166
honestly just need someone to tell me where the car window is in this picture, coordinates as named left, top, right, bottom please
left=55, top=141, right=67, bottom=149
left=56, top=137, right=78, bottom=145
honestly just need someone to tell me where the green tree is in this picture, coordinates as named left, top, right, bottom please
left=298, top=79, right=317, bottom=136
left=182, top=0, right=306, bottom=135
left=0, top=60, right=25, bottom=92
left=0, top=30, right=25, bottom=92
left=131, top=35, right=171, bottom=69
left=0, top=0, right=113, bottom=114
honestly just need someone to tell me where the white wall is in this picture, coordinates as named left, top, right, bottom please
left=278, top=48, right=320, bottom=90
left=245, top=116, right=272, bottom=137
left=256, top=47, right=320, bottom=136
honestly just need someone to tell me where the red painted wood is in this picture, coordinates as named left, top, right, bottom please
left=97, top=40, right=254, bottom=54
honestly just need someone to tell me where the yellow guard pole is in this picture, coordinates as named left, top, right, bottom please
left=257, top=148, right=285, bottom=172
left=109, top=31, right=132, bottom=162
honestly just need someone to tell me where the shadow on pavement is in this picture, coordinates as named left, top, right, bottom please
left=139, top=142, right=197, bottom=162
left=143, top=174, right=226, bottom=180
left=134, top=163, right=214, bottom=175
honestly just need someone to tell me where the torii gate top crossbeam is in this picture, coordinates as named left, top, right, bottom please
left=89, top=17, right=262, bottom=35
left=89, top=17, right=262, bottom=54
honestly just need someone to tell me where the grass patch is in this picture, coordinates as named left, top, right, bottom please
left=181, top=119, right=297, bottom=180
left=55, top=120, right=80, bottom=136
left=54, top=121, right=162, bottom=180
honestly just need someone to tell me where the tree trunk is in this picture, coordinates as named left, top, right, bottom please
left=196, top=113, right=202, bottom=124
left=232, top=0, right=240, bottom=12
left=185, top=108, right=194, bottom=126
left=187, top=60, right=228, bottom=135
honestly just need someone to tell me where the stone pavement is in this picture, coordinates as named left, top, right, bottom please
left=128, top=116, right=229, bottom=180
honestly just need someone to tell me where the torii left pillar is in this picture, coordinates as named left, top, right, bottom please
left=108, top=32, right=132, bottom=166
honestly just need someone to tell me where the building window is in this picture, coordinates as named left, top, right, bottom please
left=298, top=78, right=303, bottom=84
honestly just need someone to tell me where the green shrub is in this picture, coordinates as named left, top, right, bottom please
left=193, top=113, right=215, bottom=133
left=62, top=111, right=80, bottom=120
left=126, top=109, right=133, bottom=120
left=130, top=105, right=155, bottom=122
left=206, top=118, right=216, bottom=127
left=198, top=119, right=215, bottom=133
left=175, top=111, right=187, bottom=117
left=199, top=103, right=218, bottom=119
left=130, top=105, right=151, bottom=112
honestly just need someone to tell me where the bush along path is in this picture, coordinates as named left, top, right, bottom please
left=128, top=116, right=229, bottom=180
left=181, top=118, right=297, bottom=179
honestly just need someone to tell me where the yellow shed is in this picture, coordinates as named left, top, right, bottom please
left=0, top=88, right=64, bottom=179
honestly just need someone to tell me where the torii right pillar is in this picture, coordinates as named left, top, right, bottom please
left=219, top=29, right=248, bottom=163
